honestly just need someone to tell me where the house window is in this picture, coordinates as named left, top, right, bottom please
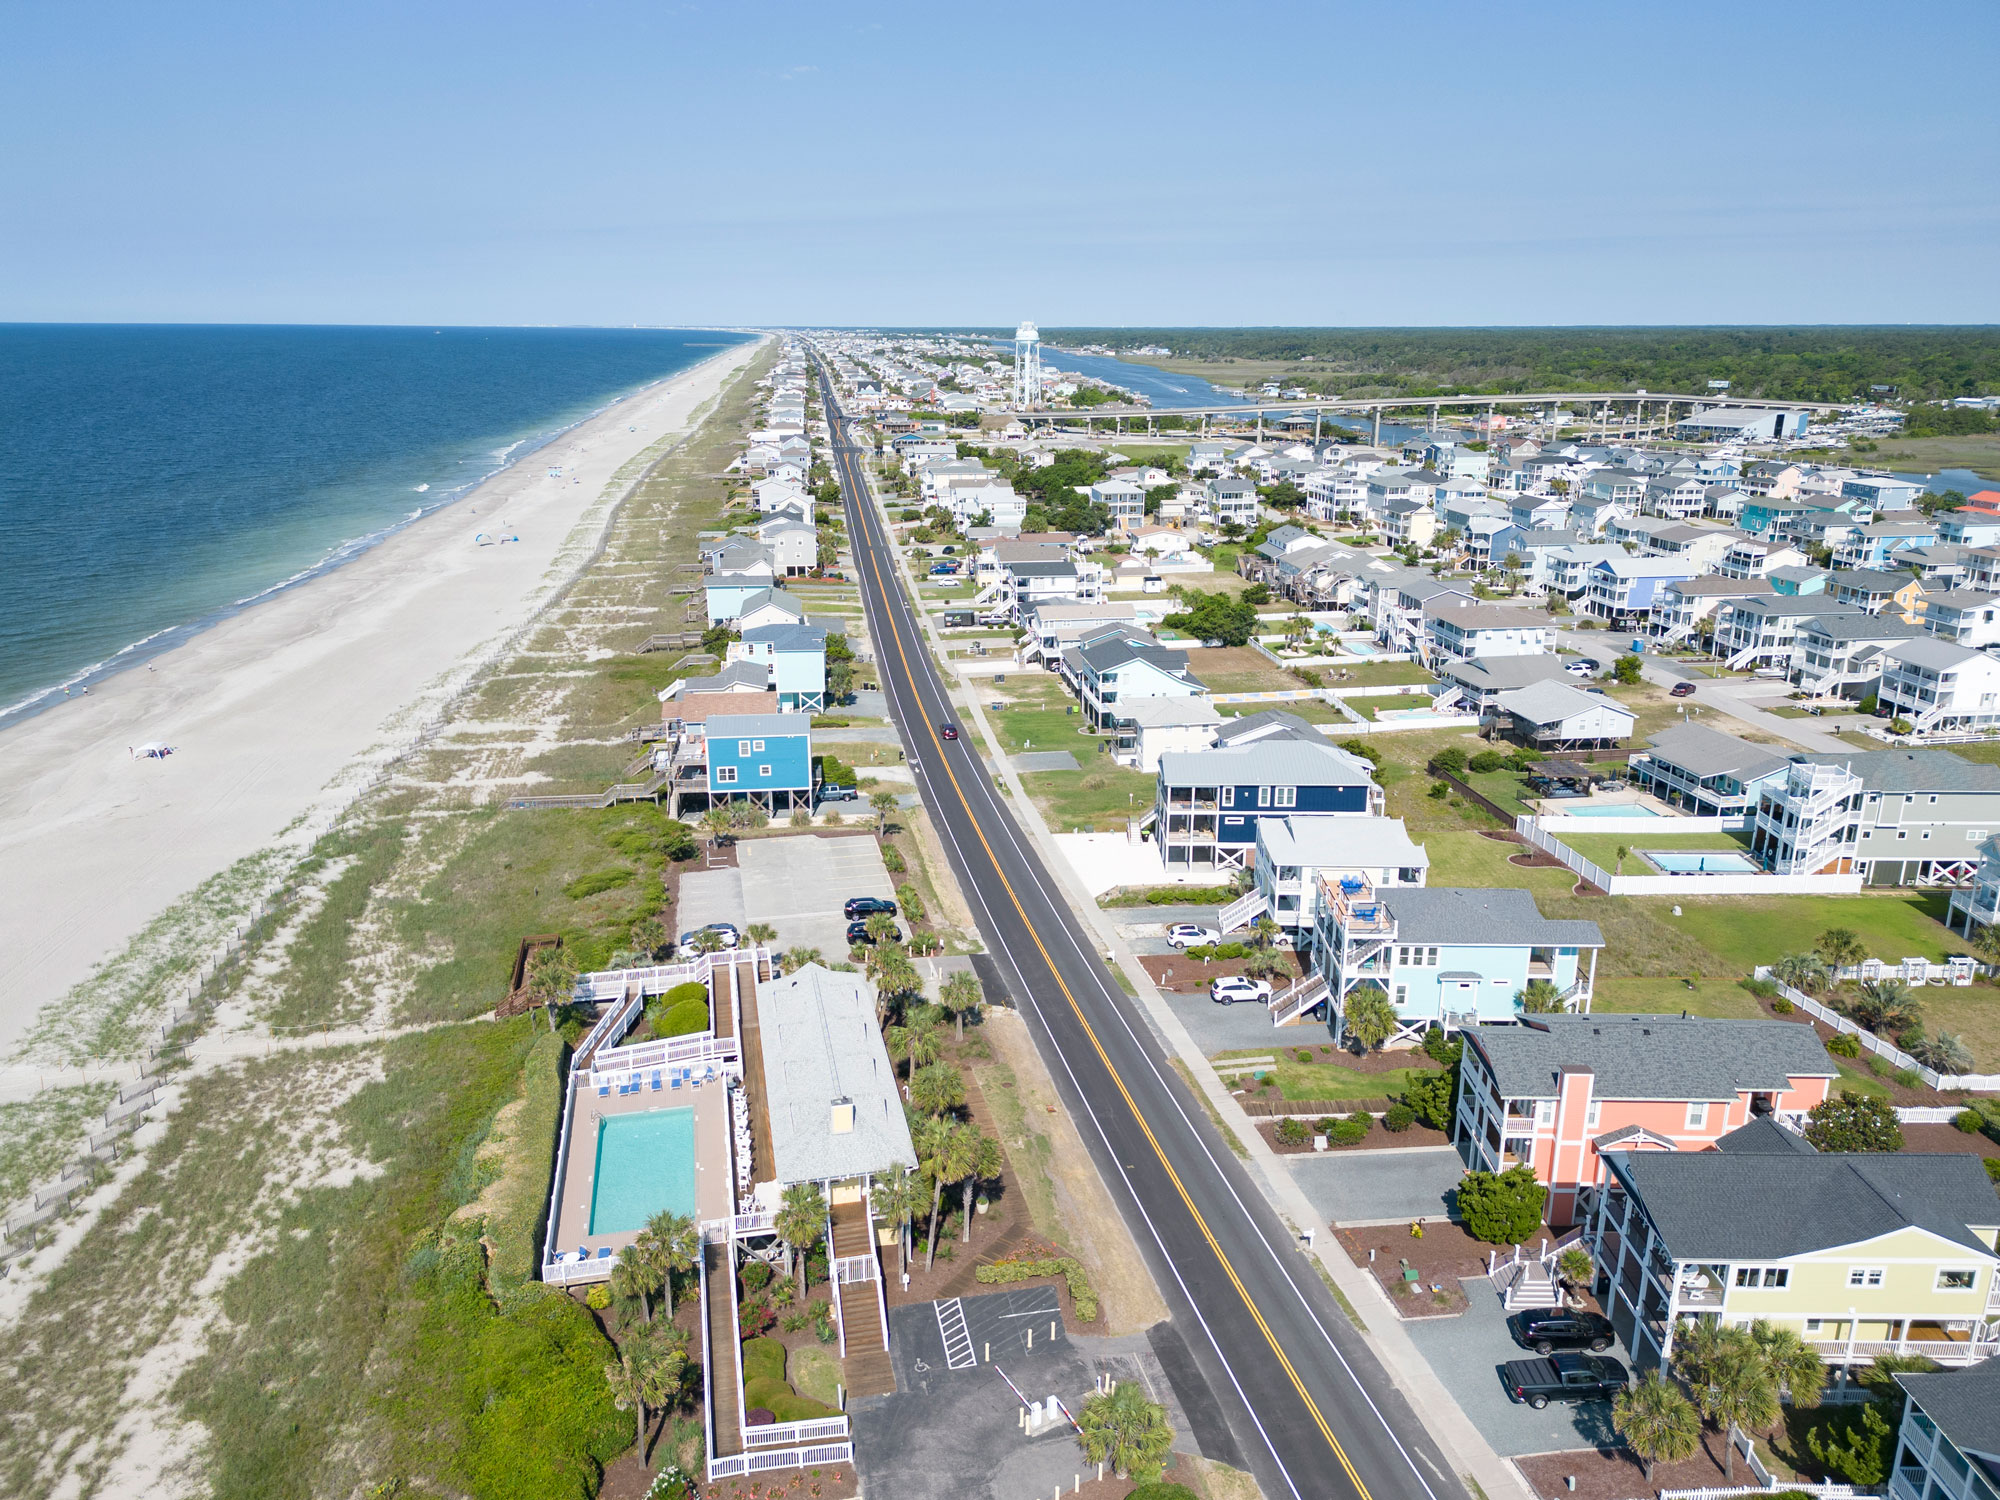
left=1734, top=1266, right=1789, bottom=1288
left=1686, top=1101, right=1709, bottom=1130
left=1848, top=1267, right=1885, bottom=1288
left=758, top=765, right=772, bottom=777
left=753, top=739, right=766, bottom=752
left=739, top=740, right=753, bottom=756
left=715, top=766, right=738, bottom=785
left=1585, top=1102, right=1601, bottom=1128
left=1535, top=1100, right=1555, bottom=1126
left=1936, top=1269, right=1976, bottom=1292
left=1221, top=786, right=1234, bottom=808
left=1395, top=985, right=1408, bottom=1006
left=1803, top=1318, right=1825, bottom=1335
left=1257, top=785, right=1272, bottom=808
left=1275, top=786, right=1297, bottom=808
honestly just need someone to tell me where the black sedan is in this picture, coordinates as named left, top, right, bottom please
left=847, top=919, right=903, bottom=945
left=843, top=896, right=898, bottom=921
left=1511, top=1310, right=1616, bottom=1355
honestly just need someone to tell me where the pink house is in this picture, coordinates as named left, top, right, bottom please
left=1454, top=1015, right=1838, bottom=1227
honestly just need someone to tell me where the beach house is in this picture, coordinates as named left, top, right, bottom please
left=1151, top=737, right=1381, bottom=871
left=703, top=713, right=815, bottom=814
left=729, top=623, right=827, bottom=714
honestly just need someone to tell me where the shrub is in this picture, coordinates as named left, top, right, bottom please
left=1457, top=1165, right=1547, bottom=1244
left=1467, top=750, right=1507, bottom=774
left=1985, top=1159, right=2000, bottom=1184
left=1743, top=976, right=1779, bottom=999
left=1383, top=1103, right=1416, bottom=1133
left=1274, top=1118, right=1310, bottom=1146
left=1129, top=1486, right=1201, bottom=1500
left=656, top=998, right=710, bottom=1038
left=1430, top=746, right=1469, bottom=778
left=1347, top=1109, right=1374, bottom=1132
left=662, top=981, right=706, bottom=1009
left=974, top=1256, right=1099, bottom=1323
left=880, top=842, right=905, bottom=873
left=1404, top=1071, right=1456, bottom=1131
left=738, top=1296, right=776, bottom=1338
left=1184, top=942, right=1249, bottom=961
left=1295, top=1048, right=1314, bottom=1064
left=1826, top=1030, right=1862, bottom=1058
left=1804, top=1092, right=1903, bottom=1153
left=564, top=868, right=634, bottom=900
left=896, top=881, right=927, bottom=922
left=1772, top=997, right=1795, bottom=1015
left=1146, top=885, right=1237, bottom=905
left=1954, top=1109, right=1984, bottom=1134
left=585, top=1283, right=611, bottom=1310
left=740, top=1260, right=772, bottom=1293
left=1893, top=1067, right=1921, bottom=1089
left=1427, top=781, right=1450, bottom=800
left=1327, top=1120, right=1370, bottom=1146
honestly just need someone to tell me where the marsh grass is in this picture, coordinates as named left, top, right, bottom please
left=0, top=1083, right=116, bottom=1204
left=258, top=821, right=408, bottom=1030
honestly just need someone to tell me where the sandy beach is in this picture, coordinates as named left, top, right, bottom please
left=0, top=336, right=764, bottom=1058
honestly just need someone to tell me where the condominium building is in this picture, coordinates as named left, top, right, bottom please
left=1751, top=749, right=2000, bottom=884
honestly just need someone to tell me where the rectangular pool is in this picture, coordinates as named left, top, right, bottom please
left=588, top=1107, right=697, bottom=1236
left=1644, top=850, right=1761, bottom=874
left=1561, top=804, right=1661, bottom=818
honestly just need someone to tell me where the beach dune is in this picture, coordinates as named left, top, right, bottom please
left=0, top=337, right=763, bottom=1057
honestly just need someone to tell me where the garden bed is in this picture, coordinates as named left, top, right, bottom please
left=1255, top=1118, right=1450, bottom=1154
left=1138, top=953, right=1304, bottom=992
left=1513, top=1436, right=1790, bottom=1500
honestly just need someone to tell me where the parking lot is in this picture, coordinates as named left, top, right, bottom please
left=1401, top=1278, right=1627, bottom=1457
left=850, top=1289, right=1229, bottom=1500
left=674, top=833, right=896, bottom=956
left=1288, top=1146, right=1466, bottom=1226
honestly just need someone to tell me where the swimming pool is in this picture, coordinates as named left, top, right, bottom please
left=588, top=1107, right=697, bottom=1236
left=1644, top=850, right=1761, bottom=874
left=1343, top=641, right=1378, bottom=656
left=1559, top=804, right=1662, bottom=818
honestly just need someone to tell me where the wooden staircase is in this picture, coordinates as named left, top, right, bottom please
left=831, top=1200, right=894, bottom=1398
left=703, top=1241, right=742, bottom=1458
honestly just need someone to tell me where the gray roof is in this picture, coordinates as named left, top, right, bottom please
left=736, top=587, right=806, bottom=618
left=1664, top=576, right=1777, bottom=598
left=1439, top=656, right=1573, bottom=692
left=1471, top=1015, right=1834, bottom=1103
left=1801, top=613, right=1922, bottom=644
left=1883, top=636, right=1987, bottom=671
left=1377, top=888, right=1602, bottom=949
left=1007, top=560, right=1078, bottom=579
left=1257, top=814, right=1427, bottom=871
left=1213, top=710, right=1333, bottom=748
left=1898, top=1360, right=2000, bottom=1461
left=1642, top=724, right=1791, bottom=782
left=758, top=964, right=918, bottom=1186
left=703, top=711, right=810, bottom=739
left=1714, top=1116, right=1819, bottom=1155
left=1157, top=738, right=1375, bottom=789
left=1610, top=1149, right=2000, bottom=1262
left=1076, top=630, right=1193, bottom=679
left=1123, top=697, right=1223, bottom=730
left=740, top=623, right=827, bottom=652
left=1833, top=568, right=1918, bottom=593
left=1496, top=679, right=1635, bottom=728
left=1797, top=747, right=2000, bottom=794
left=682, top=661, right=771, bottom=694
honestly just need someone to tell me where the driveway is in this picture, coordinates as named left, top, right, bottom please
left=1402, top=1277, right=1626, bottom=1457
left=1287, top=1146, right=1465, bottom=1226
left=1552, top=627, right=1845, bottom=752
left=734, top=832, right=895, bottom=955
left=675, top=867, right=744, bottom=940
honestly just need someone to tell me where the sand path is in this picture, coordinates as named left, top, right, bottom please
left=0, top=336, right=765, bottom=1055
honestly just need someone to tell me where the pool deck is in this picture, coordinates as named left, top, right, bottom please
left=549, top=1073, right=733, bottom=1263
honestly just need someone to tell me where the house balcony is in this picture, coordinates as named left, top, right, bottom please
left=1660, top=1263, right=1725, bottom=1309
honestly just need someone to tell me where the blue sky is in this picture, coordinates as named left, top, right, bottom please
left=3, top=0, right=1995, bottom=326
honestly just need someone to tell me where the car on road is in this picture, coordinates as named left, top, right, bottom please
left=1209, top=976, right=1273, bottom=1006
left=1670, top=680, right=1697, bottom=697
left=941, top=545, right=956, bottom=554
left=818, top=785, right=858, bottom=802
left=847, top=919, right=902, bottom=946
left=1165, top=923, right=1221, bottom=949
left=1511, top=1311, right=1616, bottom=1356
left=1502, top=1352, right=1628, bottom=1409
left=939, top=722, right=961, bottom=740
left=676, top=922, right=741, bottom=956
left=844, top=896, right=897, bottom=920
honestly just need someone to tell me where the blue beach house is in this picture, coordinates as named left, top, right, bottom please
left=732, top=623, right=827, bottom=713
left=702, top=713, right=814, bottom=813
left=1310, top=886, right=1603, bottom=1044
left=1152, top=739, right=1381, bottom=871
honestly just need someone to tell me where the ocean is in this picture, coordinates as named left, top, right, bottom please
left=0, top=324, right=748, bottom=725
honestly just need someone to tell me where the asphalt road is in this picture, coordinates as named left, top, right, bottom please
left=815, top=362, right=1466, bottom=1500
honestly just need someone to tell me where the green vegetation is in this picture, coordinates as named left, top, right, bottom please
left=0, top=1083, right=116, bottom=1206
left=1048, top=326, right=2000, bottom=404
left=741, top=1337, right=837, bottom=1422
left=1805, top=1092, right=1903, bottom=1152
left=974, top=1254, right=1099, bottom=1323
left=1457, top=1165, right=1548, bottom=1244
left=1163, top=589, right=1259, bottom=647
left=1556, top=829, right=1752, bottom=870
left=1021, top=762, right=1157, bottom=832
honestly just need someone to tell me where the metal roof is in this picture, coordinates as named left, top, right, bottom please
left=1470, top=1014, right=1833, bottom=1103
left=1256, top=814, right=1427, bottom=871
left=1157, top=738, right=1375, bottom=789
left=758, top=964, right=918, bottom=1186
left=703, top=712, right=811, bottom=739
left=1609, top=1149, right=2000, bottom=1262
left=1496, top=679, right=1634, bottom=728
left=1798, top=747, right=2000, bottom=794
left=1641, top=724, right=1790, bottom=782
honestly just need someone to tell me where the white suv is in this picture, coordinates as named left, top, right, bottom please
left=1165, top=923, right=1221, bottom=949
left=1209, top=976, right=1274, bottom=1006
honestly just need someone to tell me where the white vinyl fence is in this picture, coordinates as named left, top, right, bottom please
left=1756, top=969, right=2000, bottom=1092
left=1517, top=818, right=1864, bottom=896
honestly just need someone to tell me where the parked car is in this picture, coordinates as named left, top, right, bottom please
left=844, top=896, right=897, bottom=920
left=1164, top=923, right=1220, bottom=949
left=1209, top=976, right=1273, bottom=1006
left=939, top=722, right=961, bottom=740
left=1575, top=658, right=1601, bottom=674
left=1564, top=659, right=1596, bottom=678
left=1502, top=1352, right=1629, bottom=1409
left=929, top=563, right=957, bottom=575
left=818, top=785, right=858, bottom=802
left=1511, top=1311, right=1616, bottom=1356
left=676, top=922, right=741, bottom=956
left=941, top=545, right=956, bottom=554
left=1669, top=680, right=1696, bottom=698
left=847, top=919, right=902, bottom=945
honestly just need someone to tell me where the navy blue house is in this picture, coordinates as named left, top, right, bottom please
left=1152, top=738, right=1381, bottom=870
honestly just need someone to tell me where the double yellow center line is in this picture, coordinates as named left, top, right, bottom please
left=838, top=434, right=1371, bottom=1499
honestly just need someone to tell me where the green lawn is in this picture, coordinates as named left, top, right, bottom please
left=1219, top=699, right=1350, bottom=725
left=1420, top=831, right=1579, bottom=898
left=1909, top=981, right=2000, bottom=1071
left=1461, top=768, right=1539, bottom=819
left=1591, top=978, right=1764, bottom=1019
left=1021, top=763, right=1156, bottom=832
left=1932, top=739, right=2000, bottom=766
left=1832, top=1062, right=1892, bottom=1099
left=1326, top=661, right=1438, bottom=688
left=1208, top=1050, right=1436, bottom=1102
left=1641, top=890, right=1975, bottom=972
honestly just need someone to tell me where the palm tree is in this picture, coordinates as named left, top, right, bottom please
left=1749, top=1319, right=1826, bottom=1410
left=870, top=1162, right=924, bottom=1277
left=1702, top=1348, right=1779, bottom=1479
left=870, top=943, right=920, bottom=1012
left=870, top=788, right=898, bottom=833
left=604, top=1349, right=652, bottom=1458
left=1614, top=1370, right=1701, bottom=1483
left=908, top=1060, right=965, bottom=1119
left=744, top=921, right=777, bottom=948
left=774, top=1181, right=827, bottom=1302
left=956, top=1126, right=1004, bottom=1243
left=610, top=1243, right=664, bottom=1323
left=525, top=946, right=578, bottom=1033
left=1515, top=979, right=1564, bottom=1014
left=642, top=1209, right=700, bottom=1322
left=1555, top=1246, right=1594, bottom=1303
left=1851, top=977, right=1922, bottom=1036
left=1969, top=920, right=2000, bottom=967
left=628, top=916, right=667, bottom=963
left=922, top=1120, right=986, bottom=1271
left=636, top=1331, right=691, bottom=1464
left=1908, top=1029, right=1974, bottom=1073
left=1815, top=926, right=1867, bottom=975
left=937, top=970, right=984, bottom=1040
left=782, top=946, right=821, bottom=974
left=1077, top=1381, right=1175, bottom=1482
left=1771, top=952, right=1830, bottom=995
left=886, top=1014, right=945, bottom=1078
left=700, top=804, right=734, bottom=845
left=864, top=910, right=900, bottom=945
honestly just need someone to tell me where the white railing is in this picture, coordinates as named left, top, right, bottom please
left=709, top=1442, right=854, bottom=1479
left=577, top=953, right=739, bottom=1005
left=1517, top=819, right=1864, bottom=896
left=834, top=1253, right=878, bottom=1285
left=1218, top=888, right=1267, bottom=933
left=590, top=1031, right=740, bottom=1087
left=742, top=1416, right=850, bottom=1449
left=1757, top=970, right=2000, bottom=1092
left=1269, top=972, right=1327, bottom=1026
left=539, top=1074, right=590, bottom=1284
left=1533, top=812, right=1751, bottom=836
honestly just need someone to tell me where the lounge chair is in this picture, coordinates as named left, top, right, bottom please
left=651, top=1070, right=662, bottom=1091
left=597, top=1246, right=612, bottom=1259
left=670, top=1073, right=682, bottom=1090
left=597, top=1083, right=610, bottom=1097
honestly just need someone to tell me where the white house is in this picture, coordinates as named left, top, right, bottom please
left=1120, top=697, right=1224, bottom=772
left=1245, top=814, right=1428, bottom=940
left=1878, top=638, right=2000, bottom=733
left=1492, top=680, right=1636, bottom=749
left=1423, top=602, right=1555, bottom=662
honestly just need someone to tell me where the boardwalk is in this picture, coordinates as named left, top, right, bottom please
left=704, top=1240, right=741, bottom=1458
left=832, top=1197, right=894, bottom=1397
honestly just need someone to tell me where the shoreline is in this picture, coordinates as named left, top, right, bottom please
left=0, top=346, right=745, bottom=732
left=0, top=335, right=767, bottom=1058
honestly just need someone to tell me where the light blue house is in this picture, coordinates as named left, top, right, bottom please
left=1310, top=886, right=1603, bottom=1045
left=733, top=623, right=827, bottom=713
left=703, top=713, right=814, bottom=813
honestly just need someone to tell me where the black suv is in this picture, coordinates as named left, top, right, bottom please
left=844, top=896, right=897, bottom=921
left=847, top=919, right=902, bottom=945
left=1512, top=1311, right=1616, bottom=1356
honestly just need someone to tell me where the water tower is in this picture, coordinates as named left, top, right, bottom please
left=1013, top=322, right=1042, bottom=409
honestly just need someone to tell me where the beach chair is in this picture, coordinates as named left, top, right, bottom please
left=597, top=1247, right=612, bottom=1260
left=670, top=1073, right=682, bottom=1090
left=651, top=1070, right=662, bottom=1091
left=597, top=1083, right=610, bottom=1097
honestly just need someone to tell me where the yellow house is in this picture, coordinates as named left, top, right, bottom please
left=1589, top=1120, right=2000, bottom=1369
